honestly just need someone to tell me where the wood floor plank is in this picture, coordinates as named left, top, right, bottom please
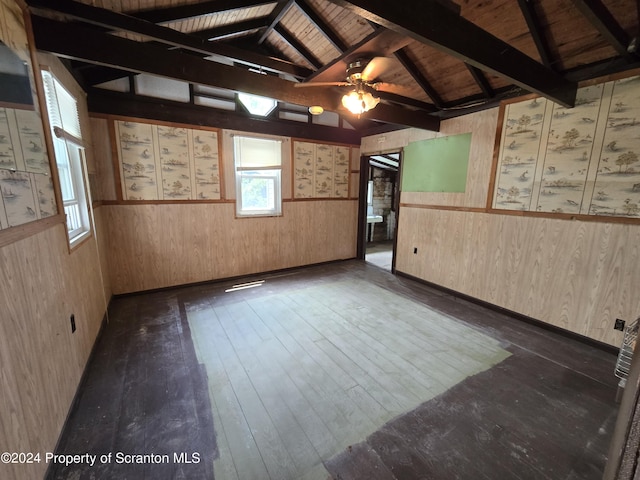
left=311, top=337, right=404, bottom=415
left=298, top=462, right=335, bottom=480
left=285, top=288, right=448, bottom=401
left=215, top=303, right=326, bottom=475
left=189, top=310, right=240, bottom=480
left=324, top=442, right=398, bottom=480
left=217, top=307, right=342, bottom=461
left=247, top=296, right=383, bottom=433
left=326, top=279, right=506, bottom=358
left=247, top=339, right=328, bottom=473
left=251, top=331, right=357, bottom=451
left=256, top=298, right=394, bottom=426
left=319, top=280, right=511, bottom=381
left=212, top=303, right=300, bottom=480
left=277, top=292, right=421, bottom=412
left=189, top=308, right=270, bottom=480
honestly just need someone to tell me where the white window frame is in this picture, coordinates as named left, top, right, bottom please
left=41, top=69, right=91, bottom=247
left=233, top=135, right=282, bottom=217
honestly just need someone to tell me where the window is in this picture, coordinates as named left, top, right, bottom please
left=41, top=70, right=90, bottom=245
left=233, top=135, right=282, bottom=217
left=237, top=93, right=277, bottom=117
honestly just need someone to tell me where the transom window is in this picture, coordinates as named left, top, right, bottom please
left=237, top=93, right=277, bottom=117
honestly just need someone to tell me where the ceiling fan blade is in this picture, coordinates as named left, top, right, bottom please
left=371, top=82, right=417, bottom=98
left=294, top=81, right=351, bottom=88
left=361, top=57, right=396, bottom=82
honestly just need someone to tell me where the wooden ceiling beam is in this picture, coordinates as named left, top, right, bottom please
left=258, top=0, right=295, bottom=44
left=375, top=90, right=438, bottom=112
left=27, top=0, right=311, bottom=79
left=359, top=122, right=406, bottom=137
left=465, top=63, right=494, bottom=99
left=32, top=15, right=440, bottom=131
left=75, top=32, right=277, bottom=87
left=394, top=48, right=444, bottom=108
left=192, top=17, right=270, bottom=41
left=363, top=103, right=439, bottom=129
left=274, top=24, right=323, bottom=69
left=295, top=0, right=348, bottom=52
left=562, top=55, right=640, bottom=81
left=77, top=65, right=135, bottom=86
left=569, top=0, right=634, bottom=56
left=327, top=0, right=577, bottom=107
left=129, top=0, right=273, bottom=24
left=435, top=88, right=525, bottom=119
left=517, top=0, right=555, bottom=68
left=31, top=15, right=334, bottom=106
left=88, top=89, right=363, bottom=145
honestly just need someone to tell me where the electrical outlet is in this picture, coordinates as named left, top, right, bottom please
left=70, top=314, right=76, bottom=333
left=614, top=318, right=625, bottom=331
left=413, top=247, right=418, bottom=254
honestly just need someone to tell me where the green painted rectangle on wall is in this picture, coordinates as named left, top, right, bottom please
left=401, top=133, right=472, bottom=192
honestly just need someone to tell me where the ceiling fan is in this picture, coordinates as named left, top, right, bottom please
left=295, top=57, right=411, bottom=115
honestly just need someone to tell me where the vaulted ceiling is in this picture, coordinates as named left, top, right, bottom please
left=27, top=0, right=640, bottom=137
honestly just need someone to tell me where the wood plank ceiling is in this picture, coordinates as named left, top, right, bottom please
left=26, top=0, right=640, bottom=135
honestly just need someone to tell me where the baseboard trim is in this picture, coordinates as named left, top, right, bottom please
left=395, top=270, right=619, bottom=355
left=44, top=307, right=110, bottom=478
left=112, top=257, right=358, bottom=298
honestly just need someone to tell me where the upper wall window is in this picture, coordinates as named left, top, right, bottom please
left=237, top=93, right=277, bottom=117
left=41, top=70, right=91, bottom=246
left=233, top=135, right=282, bottom=217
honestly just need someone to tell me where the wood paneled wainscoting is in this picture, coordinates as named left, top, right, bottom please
left=0, top=222, right=107, bottom=480
left=395, top=207, right=640, bottom=347
left=104, top=200, right=358, bottom=294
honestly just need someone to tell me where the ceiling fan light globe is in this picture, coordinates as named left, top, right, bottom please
left=368, top=94, right=380, bottom=109
left=342, top=91, right=362, bottom=114
left=342, top=90, right=379, bottom=115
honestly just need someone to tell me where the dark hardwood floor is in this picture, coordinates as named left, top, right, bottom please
left=47, top=260, right=620, bottom=480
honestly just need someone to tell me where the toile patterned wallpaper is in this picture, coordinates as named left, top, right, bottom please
left=115, top=120, right=221, bottom=201
left=493, top=75, right=640, bottom=218
left=293, top=141, right=350, bottom=199
left=0, top=106, right=56, bottom=230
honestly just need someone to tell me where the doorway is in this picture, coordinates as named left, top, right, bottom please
left=360, top=152, right=400, bottom=272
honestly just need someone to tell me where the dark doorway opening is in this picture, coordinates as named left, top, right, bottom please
left=358, top=152, right=400, bottom=272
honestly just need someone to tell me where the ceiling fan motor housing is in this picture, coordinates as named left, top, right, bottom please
left=346, top=59, right=368, bottom=84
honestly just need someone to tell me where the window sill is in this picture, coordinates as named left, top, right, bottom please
left=68, top=229, right=92, bottom=252
left=235, top=212, right=283, bottom=219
